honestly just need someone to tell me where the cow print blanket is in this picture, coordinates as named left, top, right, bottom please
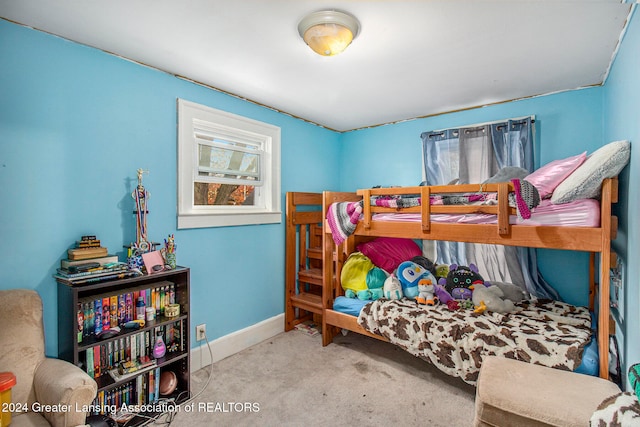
left=357, top=298, right=592, bottom=385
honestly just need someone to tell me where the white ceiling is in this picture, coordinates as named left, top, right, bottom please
left=0, top=1, right=633, bottom=132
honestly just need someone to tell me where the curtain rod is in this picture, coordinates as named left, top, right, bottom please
left=429, top=115, right=535, bottom=134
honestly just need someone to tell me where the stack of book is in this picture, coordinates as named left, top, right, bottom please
left=67, top=235, right=109, bottom=260
left=56, top=235, right=140, bottom=285
left=55, top=262, right=138, bottom=285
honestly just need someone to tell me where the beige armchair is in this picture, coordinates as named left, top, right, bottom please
left=0, top=289, right=97, bottom=427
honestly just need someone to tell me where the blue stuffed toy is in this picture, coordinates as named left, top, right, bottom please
left=396, top=260, right=435, bottom=300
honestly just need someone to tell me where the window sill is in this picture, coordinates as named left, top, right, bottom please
left=177, top=211, right=282, bottom=229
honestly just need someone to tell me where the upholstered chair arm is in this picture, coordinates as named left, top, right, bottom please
left=33, top=358, right=98, bottom=427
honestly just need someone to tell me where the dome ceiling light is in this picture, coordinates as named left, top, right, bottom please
left=298, top=10, right=360, bottom=56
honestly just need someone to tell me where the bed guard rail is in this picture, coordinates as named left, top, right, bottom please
left=357, top=182, right=515, bottom=235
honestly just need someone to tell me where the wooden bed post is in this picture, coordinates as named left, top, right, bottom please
left=597, top=178, right=614, bottom=379
left=588, top=252, right=596, bottom=312
left=321, top=191, right=364, bottom=346
left=321, top=222, right=336, bottom=345
left=420, top=185, right=431, bottom=232
left=321, top=192, right=335, bottom=346
left=497, top=182, right=511, bottom=235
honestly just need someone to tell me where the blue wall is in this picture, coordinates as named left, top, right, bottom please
left=603, top=6, right=639, bottom=384
left=0, top=19, right=341, bottom=356
left=1, top=8, right=638, bottom=380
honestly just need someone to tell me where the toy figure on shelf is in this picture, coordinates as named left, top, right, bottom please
left=163, top=234, right=177, bottom=269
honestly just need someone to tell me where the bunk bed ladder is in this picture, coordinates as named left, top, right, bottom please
left=285, top=192, right=326, bottom=331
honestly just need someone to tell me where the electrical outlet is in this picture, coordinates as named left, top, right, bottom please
left=196, top=324, right=206, bottom=341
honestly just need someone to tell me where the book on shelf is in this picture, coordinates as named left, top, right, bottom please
left=153, top=367, right=160, bottom=403
left=148, top=368, right=155, bottom=403
left=86, top=348, right=94, bottom=378
left=67, top=246, right=109, bottom=260
left=56, top=263, right=128, bottom=279
left=55, top=270, right=141, bottom=286
left=61, top=255, right=118, bottom=270
left=78, top=283, right=178, bottom=343
left=77, top=239, right=101, bottom=248
left=108, top=357, right=157, bottom=383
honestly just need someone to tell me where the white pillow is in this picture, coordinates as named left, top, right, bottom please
left=551, top=140, right=630, bottom=204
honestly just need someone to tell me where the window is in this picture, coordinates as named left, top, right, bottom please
left=177, top=99, right=281, bottom=228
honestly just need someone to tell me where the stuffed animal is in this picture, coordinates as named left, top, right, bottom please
left=410, top=255, right=437, bottom=277
left=342, top=252, right=393, bottom=301
left=485, top=281, right=528, bottom=303
left=434, top=283, right=453, bottom=304
left=484, top=166, right=530, bottom=183
left=366, top=267, right=388, bottom=300
left=444, top=263, right=485, bottom=300
left=383, top=273, right=403, bottom=300
left=346, top=289, right=373, bottom=300
left=415, top=272, right=437, bottom=305
left=397, top=261, right=434, bottom=299
left=341, top=252, right=374, bottom=297
left=435, top=264, right=450, bottom=280
left=471, top=284, right=516, bottom=314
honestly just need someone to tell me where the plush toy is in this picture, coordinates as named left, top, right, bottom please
left=471, top=284, right=516, bottom=314
left=397, top=261, right=433, bottom=299
left=435, top=264, right=450, bottom=280
left=434, top=283, right=453, bottom=304
left=415, top=271, right=437, bottom=305
left=460, top=299, right=475, bottom=310
left=341, top=253, right=394, bottom=301
left=383, top=273, right=403, bottom=300
left=443, top=263, right=485, bottom=300
left=485, top=281, right=528, bottom=303
left=410, top=255, right=437, bottom=277
left=366, top=267, right=387, bottom=300
left=341, top=252, right=374, bottom=297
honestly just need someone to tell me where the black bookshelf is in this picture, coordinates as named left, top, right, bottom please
left=57, top=267, right=191, bottom=424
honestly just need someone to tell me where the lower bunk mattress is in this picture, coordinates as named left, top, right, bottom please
left=333, top=296, right=599, bottom=385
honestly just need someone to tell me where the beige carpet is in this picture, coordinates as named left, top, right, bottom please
left=167, top=329, right=476, bottom=427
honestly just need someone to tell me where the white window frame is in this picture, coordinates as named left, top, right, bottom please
left=177, top=99, right=281, bottom=229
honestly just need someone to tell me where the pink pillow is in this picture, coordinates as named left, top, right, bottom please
left=525, top=152, right=587, bottom=198
left=356, top=237, right=422, bottom=273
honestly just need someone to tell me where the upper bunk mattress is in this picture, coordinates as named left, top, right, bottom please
left=371, top=198, right=600, bottom=227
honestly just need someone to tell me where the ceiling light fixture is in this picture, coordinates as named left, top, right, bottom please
left=298, top=10, right=360, bottom=57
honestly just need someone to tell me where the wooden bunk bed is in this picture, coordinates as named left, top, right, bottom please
left=321, top=178, right=618, bottom=380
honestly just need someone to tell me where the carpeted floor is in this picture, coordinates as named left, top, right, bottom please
left=167, top=329, right=476, bottom=427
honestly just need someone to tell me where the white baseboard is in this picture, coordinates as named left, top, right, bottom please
left=190, top=313, right=284, bottom=372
